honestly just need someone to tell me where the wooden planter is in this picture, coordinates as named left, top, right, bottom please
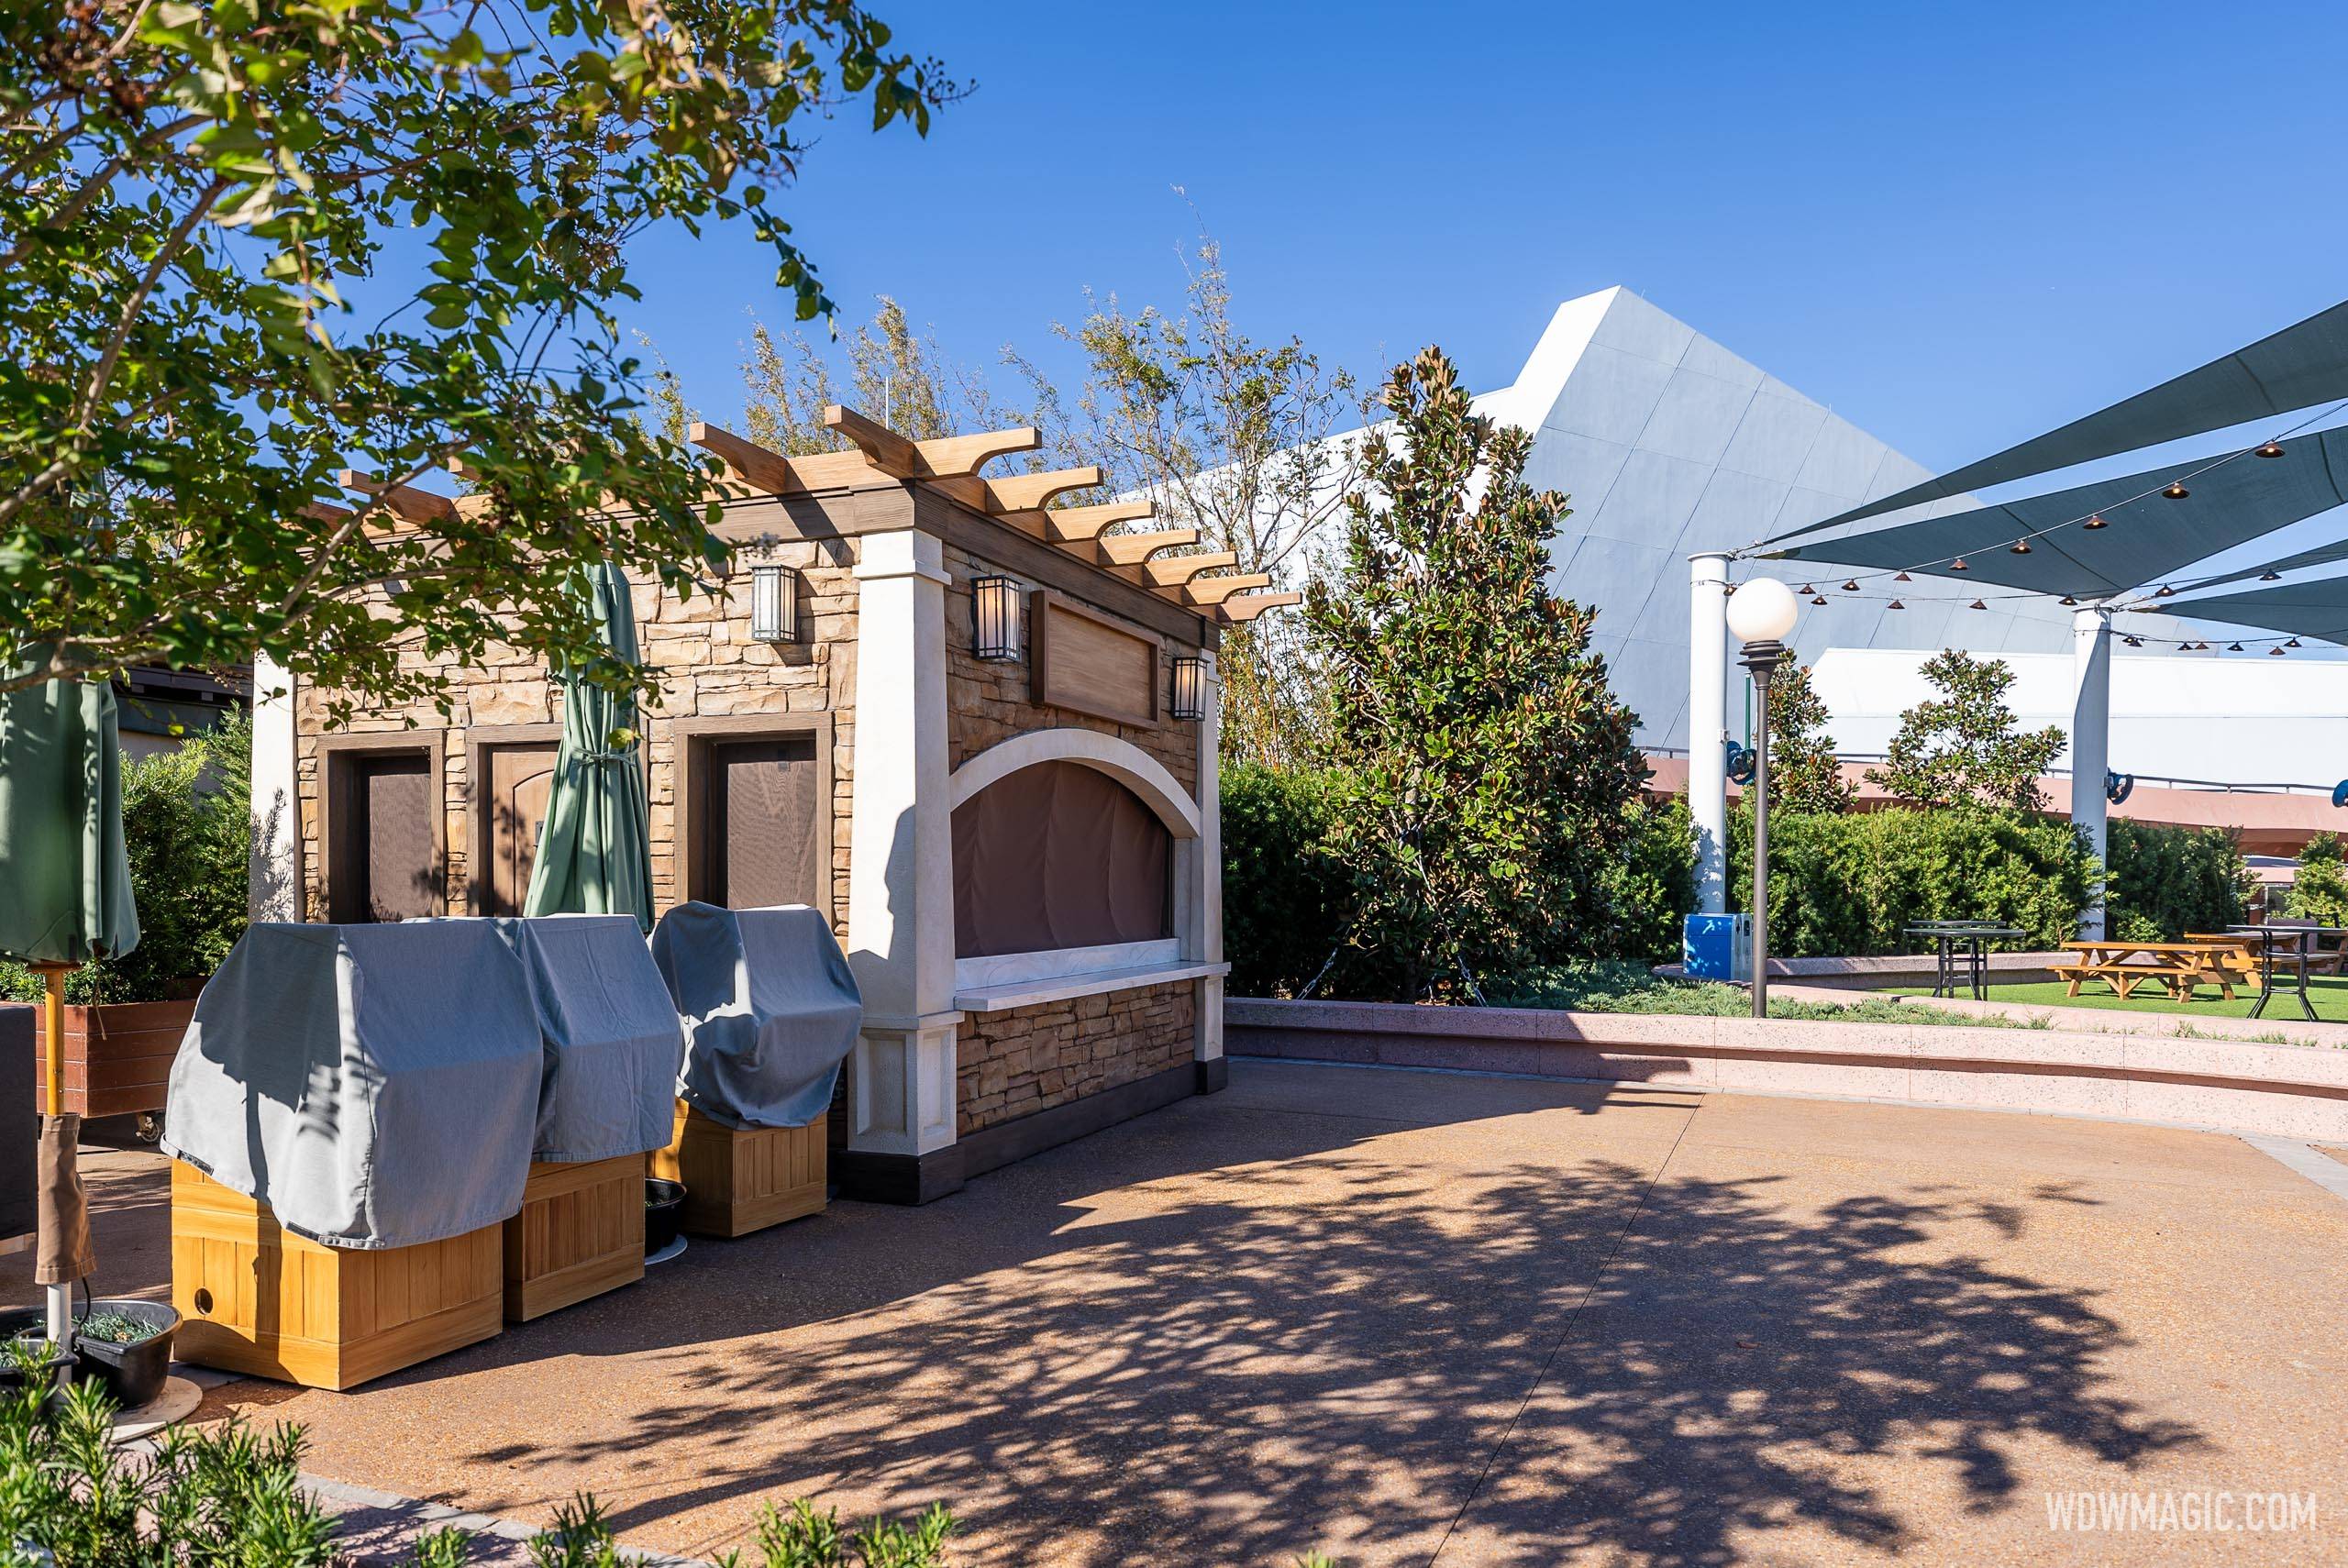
left=650, top=1104, right=826, bottom=1238
left=34, top=999, right=195, bottom=1121
left=169, top=1162, right=503, bottom=1391
left=502, top=1154, right=646, bottom=1322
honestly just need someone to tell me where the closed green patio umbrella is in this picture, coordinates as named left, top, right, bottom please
left=524, top=562, right=654, bottom=932
left=0, top=673, right=139, bottom=1350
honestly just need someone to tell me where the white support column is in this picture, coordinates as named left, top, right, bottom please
left=1688, top=553, right=1731, bottom=915
left=1192, top=651, right=1224, bottom=1088
left=247, top=652, right=304, bottom=922
left=844, top=529, right=961, bottom=1195
left=2070, top=606, right=2113, bottom=939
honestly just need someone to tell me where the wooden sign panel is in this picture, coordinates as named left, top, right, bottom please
left=1029, top=591, right=1159, bottom=726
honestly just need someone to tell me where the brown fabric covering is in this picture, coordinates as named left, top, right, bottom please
left=953, top=760, right=1171, bottom=958
left=364, top=756, right=436, bottom=921
left=707, top=736, right=823, bottom=909
left=33, top=1113, right=92, bottom=1286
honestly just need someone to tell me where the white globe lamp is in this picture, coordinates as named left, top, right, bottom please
left=1726, top=578, right=1800, bottom=646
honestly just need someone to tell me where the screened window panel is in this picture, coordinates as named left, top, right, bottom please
left=703, top=734, right=824, bottom=910
left=951, top=760, right=1172, bottom=958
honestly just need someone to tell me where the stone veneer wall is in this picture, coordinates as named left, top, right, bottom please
left=957, top=981, right=1197, bottom=1136
left=940, top=542, right=1200, bottom=797
left=294, top=534, right=859, bottom=933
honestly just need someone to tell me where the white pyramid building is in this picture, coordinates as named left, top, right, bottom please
left=1469, top=287, right=2089, bottom=750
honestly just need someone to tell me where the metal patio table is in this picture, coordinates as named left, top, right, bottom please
left=2221, top=924, right=2348, bottom=1021
left=1904, top=921, right=2027, bottom=1001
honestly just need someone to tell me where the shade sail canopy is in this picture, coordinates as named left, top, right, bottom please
left=2164, top=577, right=2348, bottom=644
left=1770, top=298, right=2348, bottom=545
left=0, top=678, right=138, bottom=966
left=1770, top=427, right=2348, bottom=597
left=2180, top=533, right=2348, bottom=595
left=523, top=562, right=654, bottom=932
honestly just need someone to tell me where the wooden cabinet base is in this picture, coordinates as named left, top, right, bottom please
left=650, top=1105, right=826, bottom=1238
left=169, top=1163, right=502, bottom=1391
left=503, top=1154, right=646, bottom=1322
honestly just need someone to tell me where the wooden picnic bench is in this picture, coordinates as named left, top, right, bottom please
left=2054, top=938, right=2248, bottom=1001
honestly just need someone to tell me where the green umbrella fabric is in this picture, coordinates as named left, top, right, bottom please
left=523, top=563, right=655, bottom=932
left=0, top=676, right=139, bottom=966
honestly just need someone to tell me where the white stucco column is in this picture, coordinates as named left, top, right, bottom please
left=844, top=529, right=960, bottom=1181
left=1688, top=554, right=1731, bottom=914
left=1192, top=650, right=1224, bottom=1084
left=247, top=651, right=304, bottom=922
left=2070, top=606, right=2113, bottom=939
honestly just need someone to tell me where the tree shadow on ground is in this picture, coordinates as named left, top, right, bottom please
left=451, top=1088, right=2201, bottom=1567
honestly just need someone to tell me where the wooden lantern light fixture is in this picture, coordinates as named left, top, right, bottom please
left=972, top=575, right=1021, bottom=662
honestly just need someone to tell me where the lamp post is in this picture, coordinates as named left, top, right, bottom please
left=1726, top=578, right=1800, bottom=1019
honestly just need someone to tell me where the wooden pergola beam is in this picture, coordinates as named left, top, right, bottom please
left=1183, top=572, right=1274, bottom=606
left=338, top=469, right=457, bottom=525
left=822, top=404, right=922, bottom=478
left=689, top=423, right=870, bottom=496
left=1137, top=550, right=1237, bottom=590
left=1217, top=591, right=1301, bottom=624
left=819, top=405, right=1044, bottom=482
left=1095, top=528, right=1200, bottom=568
left=1002, top=501, right=1156, bottom=544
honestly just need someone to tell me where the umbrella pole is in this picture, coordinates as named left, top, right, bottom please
left=36, top=963, right=70, bottom=1349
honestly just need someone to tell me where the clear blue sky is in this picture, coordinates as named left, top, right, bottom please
left=619, top=0, right=2348, bottom=474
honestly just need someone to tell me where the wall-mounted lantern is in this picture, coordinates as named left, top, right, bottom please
left=749, top=563, right=800, bottom=643
left=972, top=575, right=1021, bottom=663
left=1168, top=655, right=1209, bottom=723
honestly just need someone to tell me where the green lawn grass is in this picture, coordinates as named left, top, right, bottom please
left=1880, top=974, right=2348, bottom=1030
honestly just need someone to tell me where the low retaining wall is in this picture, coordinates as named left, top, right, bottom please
left=1226, top=998, right=2348, bottom=1144
left=1653, top=952, right=2066, bottom=989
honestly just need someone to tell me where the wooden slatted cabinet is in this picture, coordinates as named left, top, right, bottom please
left=502, top=1154, right=646, bottom=1321
left=651, top=1104, right=826, bottom=1238
left=170, top=1162, right=503, bottom=1391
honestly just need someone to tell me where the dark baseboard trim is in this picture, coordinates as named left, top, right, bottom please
left=834, top=1144, right=968, bottom=1207
left=838, top=1059, right=1213, bottom=1206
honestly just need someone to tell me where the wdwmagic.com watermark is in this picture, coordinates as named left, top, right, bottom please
left=2044, top=1490, right=2319, bottom=1533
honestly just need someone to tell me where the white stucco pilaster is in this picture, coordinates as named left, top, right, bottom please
left=2071, top=606, right=2113, bottom=940
left=247, top=651, right=304, bottom=922
left=845, top=529, right=959, bottom=1157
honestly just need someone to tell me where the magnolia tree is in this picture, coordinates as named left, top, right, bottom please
left=1764, top=660, right=1854, bottom=814
left=1868, top=649, right=2065, bottom=812
left=0, top=0, right=948, bottom=710
left=1304, top=348, right=1645, bottom=1002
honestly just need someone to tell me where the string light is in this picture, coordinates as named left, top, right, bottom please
left=1799, top=583, right=1814, bottom=594
left=2229, top=642, right=2244, bottom=652
left=2271, top=646, right=2287, bottom=657
left=2260, top=571, right=2282, bottom=581
left=2287, top=637, right=2303, bottom=647
left=2010, top=538, right=2032, bottom=555
left=2163, top=480, right=2189, bottom=500
left=1810, top=594, right=1827, bottom=605
left=1949, top=557, right=1968, bottom=571
left=2083, top=513, right=2109, bottom=529
left=2154, top=584, right=2176, bottom=597
left=2256, top=439, right=2286, bottom=458
left=1968, top=599, right=1988, bottom=610
left=2123, top=635, right=2143, bottom=646
left=1887, top=599, right=1904, bottom=610
left=1894, top=571, right=1911, bottom=582
left=2060, top=595, right=2079, bottom=606
left=1841, top=580, right=1859, bottom=592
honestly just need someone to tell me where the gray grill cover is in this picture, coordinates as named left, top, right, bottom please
left=160, top=922, right=541, bottom=1249
left=494, top=914, right=681, bottom=1163
left=650, top=902, right=861, bottom=1131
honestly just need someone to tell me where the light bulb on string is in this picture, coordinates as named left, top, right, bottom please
left=2260, top=572, right=2281, bottom=581
left=2060, top=595, right=2078, bottom=606
left=1841, top=580, right=1859, bottom=592
left=1894, top=571, right=1911, bottom=582
left=2287, top=638, right=2303, bottom=647
left=2010, top=538, right=2032, bottom=555
left=2083, top=513, right=2108, bottom=530
left=2155, top=584, right=2176, bottom=597
left=1949, top=558, right=1968, bottom=572
left=1810, top=594, right=1827, bottom=605
left=1968, top=599, right=1988, bottom=610
left=2123, top=635, right=2143, bottom=647
left=1887, top=599, right=1905, bottom=610
left=2256, top=440, right=2286, bottom=458
left=2164, top=480, right=2189, bottom=500
left=2228, top=642, right=2243, bottom=653
left=1798, top=584, right=1814, bottom=595
left=2271, top=646, right=2287, bottom=657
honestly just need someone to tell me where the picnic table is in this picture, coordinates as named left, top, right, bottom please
left=1903, top=921, right=2027, bottom=1000
left=2055, top=937, right=2246, bottom=1002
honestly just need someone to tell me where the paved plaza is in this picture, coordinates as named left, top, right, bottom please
left=17, top=1060, right=2348, bottom=1565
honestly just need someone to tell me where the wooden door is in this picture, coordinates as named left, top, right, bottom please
left=327, top=751, right=436, bottom=923
left=701, top=734, right=823, bottom=910
left=481, top=742, right=560, bottom=916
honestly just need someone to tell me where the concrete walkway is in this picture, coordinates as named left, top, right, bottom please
left=14, top=1062, right=2348, bottom=1565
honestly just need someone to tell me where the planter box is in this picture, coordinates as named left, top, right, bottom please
left=501, top=1154, right=646, bottom=1322
left=34, top=999, right=195, bottom=1120
left=169, top=1162, right=502, bottom=1391
left=650, top=1103, right=825, bottom=1238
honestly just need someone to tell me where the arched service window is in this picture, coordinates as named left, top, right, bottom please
left=951, top=760, right=1172, bottom=957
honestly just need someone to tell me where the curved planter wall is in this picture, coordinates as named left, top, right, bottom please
left=1225, top=998, right=2348, bottom=1145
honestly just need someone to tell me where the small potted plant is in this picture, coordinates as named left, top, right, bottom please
left=69, top=1301, right=180, bottom=1408
left=645, top=1177, right=687, bottom=1259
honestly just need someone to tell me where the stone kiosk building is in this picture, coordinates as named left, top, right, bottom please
left=249, top=407, right=1294, bottom=1203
